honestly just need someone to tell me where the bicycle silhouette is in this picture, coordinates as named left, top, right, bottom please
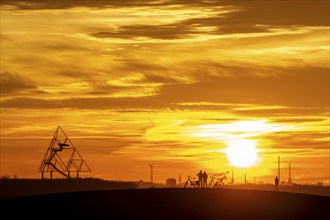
left=208, top=172, right=229, bottom=188
left=184, top=175, right=200, bottom=188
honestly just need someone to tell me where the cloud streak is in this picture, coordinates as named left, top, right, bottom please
left=1, top=0, right=329, bottom=182
left=0, top=72, right=47, bottom=96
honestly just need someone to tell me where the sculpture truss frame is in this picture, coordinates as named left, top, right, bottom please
left=38, top=126, right=91, bottom=179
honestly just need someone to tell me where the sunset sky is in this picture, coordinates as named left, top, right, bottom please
left=0, top=0, right=329, bottom=184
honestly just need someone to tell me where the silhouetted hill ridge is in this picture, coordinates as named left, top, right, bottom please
left=0, top=178, right=144, bottom=198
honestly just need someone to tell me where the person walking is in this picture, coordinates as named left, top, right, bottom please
left=274, top=176, right=279, bottom=191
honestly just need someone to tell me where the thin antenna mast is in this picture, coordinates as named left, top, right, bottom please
left=278, top=156, right=280, bottom=182
left=148, top=163, right=154, bottom=186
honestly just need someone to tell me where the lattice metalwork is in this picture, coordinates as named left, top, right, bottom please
left=38, top=126, right=91, bottom=179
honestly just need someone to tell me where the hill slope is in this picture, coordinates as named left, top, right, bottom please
left=1, top=188, right=329, bottom=219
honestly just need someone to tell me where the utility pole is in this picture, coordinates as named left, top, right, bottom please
left=288, top=162, right=292, bottom=185
left=245, top=173, right=247, bottom=184
left=148, top=163, right=154, bottom=186
left=231, top=169, right=234, bottom=184
left=278, top=156, right=280, bottom=182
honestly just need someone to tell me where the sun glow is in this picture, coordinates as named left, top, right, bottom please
left=225, top=140, right=258, bottom=167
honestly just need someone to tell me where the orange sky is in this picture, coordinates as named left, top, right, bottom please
left=0, top=0, right=329, bottom=184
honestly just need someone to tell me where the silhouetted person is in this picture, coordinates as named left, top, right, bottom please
left=203, top=171, right=208, bottom=188
left=197, top=170, right=203, bottom=188
left=274, top=176, right=279, bottom=191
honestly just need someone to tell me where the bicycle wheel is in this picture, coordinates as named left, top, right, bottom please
left=193, top=181, right=199, bottom=188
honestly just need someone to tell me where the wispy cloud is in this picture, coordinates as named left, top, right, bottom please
left=0, top=72, right=47, bottom=96
left=1, top=0, right=329, bottom=182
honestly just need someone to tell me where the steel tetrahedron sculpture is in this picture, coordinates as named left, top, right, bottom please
left=38, top=126, right=91, bottom=179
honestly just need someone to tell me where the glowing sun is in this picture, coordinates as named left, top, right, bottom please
left=226, top=140, right=258, bottom=167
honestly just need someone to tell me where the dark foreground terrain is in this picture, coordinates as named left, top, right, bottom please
left=1, top=188, right=329, bottom=220
left=0, top=178, right=140, bottom=198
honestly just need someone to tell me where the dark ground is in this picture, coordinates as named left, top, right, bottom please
left=1, top=188, right=329, bottom=220
left=0, top=178, right=139, bottom=198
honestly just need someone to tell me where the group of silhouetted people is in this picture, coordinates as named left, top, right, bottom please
left=197, top=170, right=208, bottom=188
left=194, top=170, right=279, bottom=190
